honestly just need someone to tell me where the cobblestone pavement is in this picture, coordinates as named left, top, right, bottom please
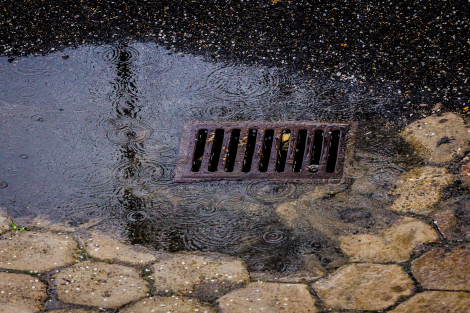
left=2, top=113, right=470, bottom=312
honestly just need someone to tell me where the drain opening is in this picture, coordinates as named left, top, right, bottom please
left=191, top=129, right=207, bottom=172
left=176, top=121, right=356, bottom=183
left=276, top=129, right=291, bottom=173
left=293, top=129, right=307, bottom=172
left=326, top=130, right=341, bottom=173
left=310, top=130, right=324, bottom=166
left=224, top=129, right=241, bottom=172
left=208, top=129, right=225, bottom=172
left=259, top=129, right=274, bottom=172
left=242, top=129, right=258, bottom=172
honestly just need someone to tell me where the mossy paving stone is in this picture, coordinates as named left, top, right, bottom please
left=54, top=260, right=149, bottom=309
left=216, top=282, right=318, bottom=313
left=0, top=231, right=78, bottom=272
left=151, top=252, right=249, bottom=296
left=411, top=245, right=470, bottom=290
left=0, top=272, right=47, bottom=313
left=311, top=263, right=414, bottom=311
left=389, top=291, right=470, bottom=313
left=120, top=295, right=215, bottom=313
left=340, top=217, right=439, bottom=263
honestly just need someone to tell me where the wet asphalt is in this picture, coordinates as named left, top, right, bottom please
left=1, top=0, right=469, bottom=120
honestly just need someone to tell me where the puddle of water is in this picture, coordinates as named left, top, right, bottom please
left=0, top=42, right=421, bottom=273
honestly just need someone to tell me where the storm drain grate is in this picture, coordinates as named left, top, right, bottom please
left=174, top=121, right=357, bottom=183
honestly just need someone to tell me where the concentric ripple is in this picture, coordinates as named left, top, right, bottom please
left=204, top=65, right=280, bottom=101
left=10, top=54, right=66, bottom=76
left=262, top=230, right=288, bottom=244
left=101, top=116, right=154, bottom=148
left=112, top=159, right=173, bottom=186
left=247, top=181, right=297, bottom=203
left=102, top=45, right=140, bottom=65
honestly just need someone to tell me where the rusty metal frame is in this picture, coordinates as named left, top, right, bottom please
left=174, top=121, right=357, bottom=183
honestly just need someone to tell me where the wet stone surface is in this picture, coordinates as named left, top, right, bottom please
left=389, top=291, right=470, bottom=313
left=401, top=113, right=470, bottom=164
left=79, top=230, right=156, bottom=265
left=411, top=245, right=470, bottom=290
left=0, top=231, right=78, bottom=272
left=217, top=282, right=319, bottom=313
left=54, top=260, right=149, bottom=309
left=0, top=272, right=47, bottom=312
left=340, top=217, right=439, bottom=263
left=120, top=295, right=216, bottom=313
left=433, top=196, right=470, bottom=241
left=312, top=263, right=414, bottom=311
left=390, top=166, right=454, bottom=215
left=151, top=252, right=249, bottom=296
left=0, top=213, right=11, bottom=235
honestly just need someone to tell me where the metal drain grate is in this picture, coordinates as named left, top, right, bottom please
left=174, top=121, right=357, bottom=183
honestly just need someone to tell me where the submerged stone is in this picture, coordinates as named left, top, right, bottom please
left=0, top=272, right=47, bottom=312
left=0, top=231, right=78, bottom=272
left=390, top=166, right=453, bottom=215
left=79, top=230, right=156, bottom=265
left=217, top=282, right=319, bottom=313
left=151, top=252, right=249, bottom=297
left=120, top=296, right=215, bottom=313
left=411, top=245, right=470, bottom=290
left=312, top=263, right=414, bottom=311
left=54, top=260, right=149, bottom=309
left=432, top=195, right=470, bottom=241
left=389, top=291, right=470, bottom=313
left=340, top=217, right=439, bottom=263
left=401, top=113, right=470, bottom=164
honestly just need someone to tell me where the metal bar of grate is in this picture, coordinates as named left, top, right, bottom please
left=174, top=121, right=357, bottom=183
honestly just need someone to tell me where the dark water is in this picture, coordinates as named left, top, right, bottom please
left=0, top=42, right=421, bottom=272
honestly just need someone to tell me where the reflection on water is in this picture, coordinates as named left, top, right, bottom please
left=0, top=42, right=420, bottom=273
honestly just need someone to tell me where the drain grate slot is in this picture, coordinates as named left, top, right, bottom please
left=242, top=129, right=258, bottom=172
left=191, top=129, right=207, bottom=172
left=176, top=121, right=356, bottom=183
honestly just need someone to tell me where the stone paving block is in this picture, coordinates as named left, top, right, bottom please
left=54, top=260, right=149, bottom=309
left=411, top=245, right=470, bottom=290
left=312, top=263, right=414, bottom=311
left=340, top=217, right=439, bottom=262
left=151, top=252, right=249, bottom=296
left=389, top=291, right=470, bottom=313
left=250, top=270, right=323, bottom=283
left=0, top=272, right=47, bottom=313
left=0, top=231, right=78, bottom=272
left=120, top=295, right=216, bottom=313
left=217, top=282, right=319, bottom=313
left=401, top=113, right=470, bottom=164
left=47, top=309, right=97, bottom=313
left=390, top=166, right=453, bottom=215
left=30, top=215, right=76, bottom=232
left=79, top=230, right=156, bottom=265
left=0, top=213, right=12, bottom=235
left=432, top=196, right=470, bottom=241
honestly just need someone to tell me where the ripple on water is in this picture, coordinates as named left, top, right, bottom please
left=262, top=230, right=288, bottom=244
left=0, top=181, right=8, bottom=189
left=101, top=116, right=154, bottom=149
left=102, top=45, right=140, bottom=65
left=9, top=54, right=66, bottom=76
left=246, top=181, right=297, bottom=204
left=202, top=65, right=281, bottom=102
left=112, top=159, right=173, bottom=188
left=0, top=135, right=27, bottom=151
